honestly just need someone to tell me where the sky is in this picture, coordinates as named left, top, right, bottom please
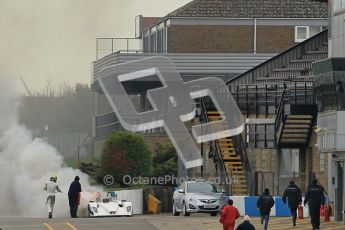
left=0, top=0, right=191, bottom=94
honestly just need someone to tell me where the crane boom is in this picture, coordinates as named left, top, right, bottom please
left=19, top=76, right=32, bottom=96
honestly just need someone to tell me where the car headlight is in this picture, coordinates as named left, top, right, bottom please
left=92, top=207, right=98, bottom=213
left=188, top=197, right=197, bottom=203
left=126, top=206, right=132, bottom=212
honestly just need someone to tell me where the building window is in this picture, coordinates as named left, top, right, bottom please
left=315, top=72, right=338, bottom=112
left=295, top=26, right=325, bottom=42
left=280, top=149, right=299, bottom=176
left=320, top=153, right=325, bottom=173
left=296, top=26, right=308, bottom=42
left=334, top=0, right=345, bottom=11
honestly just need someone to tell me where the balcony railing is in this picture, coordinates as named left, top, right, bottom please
left=96, top=38, right=142, bottom=60
left=228, top=81, right=314, bottom=118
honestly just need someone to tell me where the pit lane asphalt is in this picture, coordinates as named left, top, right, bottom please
left=0, top=214, right=343, bottom=230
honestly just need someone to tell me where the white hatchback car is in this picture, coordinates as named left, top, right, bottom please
left=172, top=181, right=227, bottom=216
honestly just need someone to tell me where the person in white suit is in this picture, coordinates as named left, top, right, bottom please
left=44, top=175, right=62, bottom=218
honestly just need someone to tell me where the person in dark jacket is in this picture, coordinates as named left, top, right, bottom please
left=304, top=179, right=325, bottom=230
left=68, top=176, right=82, bottom=218
left=257, top=188, right=274, bottom=230
left=282, top=180, right=302, bottom=226
left=235, top=215, right=256, bottom=230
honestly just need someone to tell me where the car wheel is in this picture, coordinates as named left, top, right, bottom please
left=172, top=202, right=180, bottom=216
left=210, top=211, right=217, bottom=216
left=182, top=202, right=191, bottom=216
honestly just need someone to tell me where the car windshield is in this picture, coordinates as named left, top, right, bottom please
left=187, top=182, right=221, bottom=193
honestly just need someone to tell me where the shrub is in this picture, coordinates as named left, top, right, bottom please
left=101, top=131, right=152, bottom=186
left=152, top=140, right=177, bottom=180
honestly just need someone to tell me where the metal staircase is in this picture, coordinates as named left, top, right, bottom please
left=193, top=31, right=326, bottom=195
left=221, top=30, right=328, bottom=195
left=207, top=110, right=251, bottom=195
left=281, top=115, right=313, bottom=143
left=198, top=28, right=327, bottom=192
left=227, top=30, right=328, bottom=86
left=274, top=87, right=317, bottom=148
left=226, top=30, right=328, bottom=149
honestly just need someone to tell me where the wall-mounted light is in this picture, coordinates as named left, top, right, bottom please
left=314, top=125, right=328, bottom=134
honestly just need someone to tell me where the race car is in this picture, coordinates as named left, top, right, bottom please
left=87, top=192, right=133, bottom=217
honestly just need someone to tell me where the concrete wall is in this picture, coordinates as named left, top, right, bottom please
left=115, top=189, right=144, bottom=214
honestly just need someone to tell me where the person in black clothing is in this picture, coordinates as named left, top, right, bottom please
left=236, top=215, right=256, bottom=230
left=68, top=176, right=82, bottom=218
left=257, top=188, right=275, bottom=230
left=304, top=179, right=325, bottom=230
left=282, top=180, right=302, bottom=226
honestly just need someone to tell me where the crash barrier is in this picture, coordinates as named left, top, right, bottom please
left=148, top=194, right=161, bottom=214
left=229, top=196, right=310, bottom=217
left=116, top=189, right=143, bottom=214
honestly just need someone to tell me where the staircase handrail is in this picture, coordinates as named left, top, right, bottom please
left=214, top=140, right=230, bottom=193
left=200, top=98, right=230, bottom=194
left=236, top=134, right=255, bottom=195
left=274, top=81, right=315, bottom=146
left=274, top=89, right=289, bottom=144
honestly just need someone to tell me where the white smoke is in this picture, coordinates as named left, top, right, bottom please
left=0, top=77, right=101, bottom=217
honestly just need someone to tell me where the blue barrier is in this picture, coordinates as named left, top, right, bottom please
left=244, top=196, right=260, bottom=216
left=275, top=197, right=291, bottom=216
left=225, top=196, right=307, bottom=217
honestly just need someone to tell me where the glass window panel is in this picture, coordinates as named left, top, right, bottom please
left=310, top=26, right=321, bottom=37
left=334, top=72, right=345, bottom=109
left=291, top=149, right=299, bottom=173
left=280, top=149, right=290, bottom=175
left=280, top=149, right=299, bottom=176
left=320, top=153, right=325, bottom=172
left=297, top=27, right=308, bottom=40
left=315, top=72, right=337, bottom=112
left=334, top=0, right=342, bottom=11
